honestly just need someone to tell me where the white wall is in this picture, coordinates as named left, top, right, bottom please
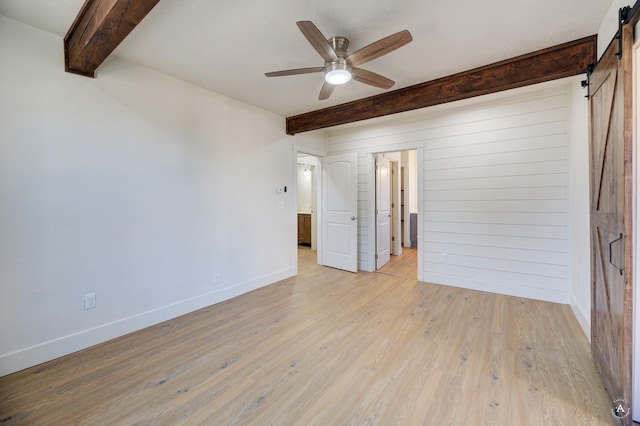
left=0, top=16, right=326, bottom=376
left=421, top=89, right=570, bottom=303
left=599, top=0, right=633, bottom=59
left=568, top=76, right=592, bottom=338
left=297, top=164, right=313, bottom=213
left=327, top=78, right=590, bottom=305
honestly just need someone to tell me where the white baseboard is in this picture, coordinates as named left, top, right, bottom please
left=570, top=293, right=591, bottom=342
left=0, top=267, right=295, bottom=377
left=422, top=273, right=569, bottom=304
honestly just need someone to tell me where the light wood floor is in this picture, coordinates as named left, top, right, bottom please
left=0, top=249, right=615, bottom=425
left=377, top=247, right=417, bottom=279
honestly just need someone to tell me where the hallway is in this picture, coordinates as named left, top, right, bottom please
left=377, top=247, right=417, bottom=279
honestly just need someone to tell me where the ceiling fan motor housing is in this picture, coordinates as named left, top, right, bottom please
left=324, top=36, right=352, bottom=85
left=328, top=36, right=349, bottom=57
left=265, top=21, right=412, bottom=99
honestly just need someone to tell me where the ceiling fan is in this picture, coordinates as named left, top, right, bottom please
left=265, top=21, right=412, bottom=100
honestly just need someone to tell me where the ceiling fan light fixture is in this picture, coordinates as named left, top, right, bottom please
left=265, top=21, right=412, bottom=100
left=325, top=61, right=352, bottom=85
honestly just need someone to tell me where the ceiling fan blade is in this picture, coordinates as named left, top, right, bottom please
left=319, top=81, right=335, bottom=100
left=297, top=21, right=338, bottom=62
left=346, top=30, right=412, bottom=67
left=265, top=67, right=324, bottom=77
left=351, top=67, right=395, bottom=89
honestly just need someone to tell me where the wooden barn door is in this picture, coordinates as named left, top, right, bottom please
left=589, top=11, right=635, bottom=424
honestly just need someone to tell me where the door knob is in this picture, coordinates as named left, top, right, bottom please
left=351, top=216, right=357, bottom=221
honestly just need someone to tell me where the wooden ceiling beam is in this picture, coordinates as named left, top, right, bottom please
left=64, top=0, right=161, bottom=77
left=286, top=35, right=597, bottom=135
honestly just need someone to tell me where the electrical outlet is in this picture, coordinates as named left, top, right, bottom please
left=84, top=293, right=96, bottom=310
left=213, top=273, right=220, bottom=285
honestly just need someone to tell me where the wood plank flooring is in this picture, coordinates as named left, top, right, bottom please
left=0, top=249, right=615, bottom=425
left=377, top=247, right=417, bottom=279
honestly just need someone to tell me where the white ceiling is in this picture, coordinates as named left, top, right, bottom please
left=0, top=0, right=610, bottom=117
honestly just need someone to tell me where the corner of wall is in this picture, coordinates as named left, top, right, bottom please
left=567, top=75, right=591, bottom=340
left=0, top=267, right=294, bottom=376
left=570, top=293, right=591, bottom=342
left=0, top=16, right=301, bottom=376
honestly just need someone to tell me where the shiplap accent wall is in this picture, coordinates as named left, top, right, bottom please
left=328, top=85, right=572, bottom=303
left=422, top=92, right=568, bottom=302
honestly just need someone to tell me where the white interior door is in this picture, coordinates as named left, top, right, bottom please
left=376, top=156, right=391, bottom=269
left=322, top=152, right=358, bottom=272
left=391, top=160, right=402, bottom=256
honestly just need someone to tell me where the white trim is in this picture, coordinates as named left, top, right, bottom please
left=293, top=145, right=300, bottom=276
left=417, top=147, right=424, bottom=282
left=0, top=267, right=295, bottom=377
left=295, top=144, right=327, bottom=158
left=424, top=272, right=568, bottom=304
left=295, top=146, right=324, bottom=266
left=364, top=149, right=422, bottom=275
left=565, top=75, right=591, bottom=341
left=570, top=292, right=590, bottom=339
left=390, top=160, right=402, bottom=256
left=365, top=153, right=376, bottom=272
left=360, top=141, right=424, bottom=156
left=315, top=159, right=323, bottom=266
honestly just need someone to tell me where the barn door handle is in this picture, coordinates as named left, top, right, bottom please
left=609, top=233, right=624, bottom=276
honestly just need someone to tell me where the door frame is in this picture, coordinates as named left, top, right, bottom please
left=296, top=156, right=319, bottom=250
left=293, top=146, right=324, bottom=270
left=303, top=145, right=423, bottom=278
left=391, top=159, right=402, bottom=256
left=368, top=148, right=423, bottom=279
left=375, top=155, right=392, bottom=270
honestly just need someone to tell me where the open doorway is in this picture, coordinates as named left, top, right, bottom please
left=296, top=153, right=319, bottom=263
left=295, top=150, right=359, bottom=274
left=375, top=150, right=418, bottom=279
